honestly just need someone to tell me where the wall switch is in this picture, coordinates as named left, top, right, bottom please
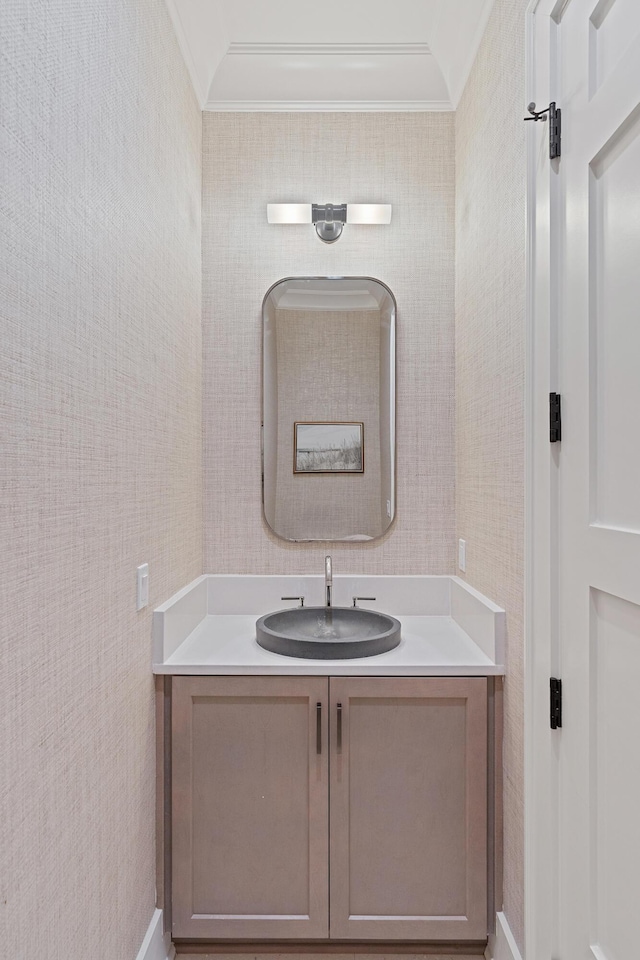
left=458, top=539, right=466, bottom=573
left=386, top=499, right=392, bottom=518
left=136, top=563, right=149, bottom=610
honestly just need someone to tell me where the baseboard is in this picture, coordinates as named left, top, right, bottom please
left=136, top=908, right=175, bottom=960
left=485, top=912, right=523, bottom=960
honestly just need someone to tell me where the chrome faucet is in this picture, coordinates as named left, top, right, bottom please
left=324, top=555, right=332, bottom=607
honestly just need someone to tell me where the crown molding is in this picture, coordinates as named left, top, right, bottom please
left=204, top=99, right=453, bottom=112
left=226, top=42, right=431, bottom=57
left=445, top=0, right=496, bottom=105
left=163, top=0, right=207, bottom=107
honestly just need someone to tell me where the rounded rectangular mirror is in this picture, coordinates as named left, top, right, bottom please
left=263, top=277, right=396, bottom=542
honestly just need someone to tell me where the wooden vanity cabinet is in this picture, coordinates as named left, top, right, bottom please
left=171, top=676, right=329, bottom=939
left=329, top=676, right=488, bottom=940
left=169, top=675, right=489, bottom=942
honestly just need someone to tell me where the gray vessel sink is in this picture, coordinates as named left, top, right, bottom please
left=256, top=606, right=401, bottom=660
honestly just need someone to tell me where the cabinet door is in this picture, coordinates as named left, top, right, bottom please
left=329, top=677, right=487, bottom=940
left=171, top=676, right=329, bottom=939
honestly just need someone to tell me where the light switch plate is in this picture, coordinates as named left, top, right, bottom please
left=458, top=539, right=466, bottom=573
left=137, top=563, right=149, bottom=610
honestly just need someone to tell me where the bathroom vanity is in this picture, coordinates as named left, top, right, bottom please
left=154, top=575, right=504, bottom=948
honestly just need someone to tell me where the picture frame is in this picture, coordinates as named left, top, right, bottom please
left=293, top=422, right=364, bottom=474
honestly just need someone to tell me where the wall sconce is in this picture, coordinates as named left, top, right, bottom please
left=266, top=202, right=392, bottom=244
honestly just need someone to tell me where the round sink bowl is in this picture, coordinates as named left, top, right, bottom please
left=256, top=606, right=401, bottom=660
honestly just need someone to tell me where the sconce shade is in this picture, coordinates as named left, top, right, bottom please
left=267, top=203, right=312, bottom=224
left=346, top=203, right=392, bottom=224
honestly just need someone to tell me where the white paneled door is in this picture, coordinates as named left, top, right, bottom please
left=530, top=1, right=640, bottom=958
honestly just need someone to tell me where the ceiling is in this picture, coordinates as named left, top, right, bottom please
left=165, top=0, right=496, bottom=111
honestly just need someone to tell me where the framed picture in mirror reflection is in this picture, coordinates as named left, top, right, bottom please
left=293, top=422, right=364, bottom=474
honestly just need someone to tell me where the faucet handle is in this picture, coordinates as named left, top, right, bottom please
left=352, top=596, right=377, bottom=608
left=281, top=596, right=305, bottom=607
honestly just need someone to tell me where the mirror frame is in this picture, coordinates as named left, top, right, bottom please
left=261, top=276, right=397, bottom=543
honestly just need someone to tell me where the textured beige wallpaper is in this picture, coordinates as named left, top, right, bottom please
left=455, top=0, right=528, bottom=951
left=0, top=2, right=202, bottom=958
left=203, top=113, right=455, bottom=573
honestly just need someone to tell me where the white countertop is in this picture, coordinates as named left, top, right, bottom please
left=152, top=576, right=505, bottom=676
left=156, top=613, right=500, bottom=675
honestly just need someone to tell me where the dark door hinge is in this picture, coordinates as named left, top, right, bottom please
left=550, top=392, right=562, bottom=442
left=550, top=677, right=562, bottom=729
left=548, top=102, right=561, bottom=159
left=525, top=101, right=561, bottom=159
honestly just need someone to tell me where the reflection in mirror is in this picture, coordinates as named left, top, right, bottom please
left=263, top=277, right=396, bottom=542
